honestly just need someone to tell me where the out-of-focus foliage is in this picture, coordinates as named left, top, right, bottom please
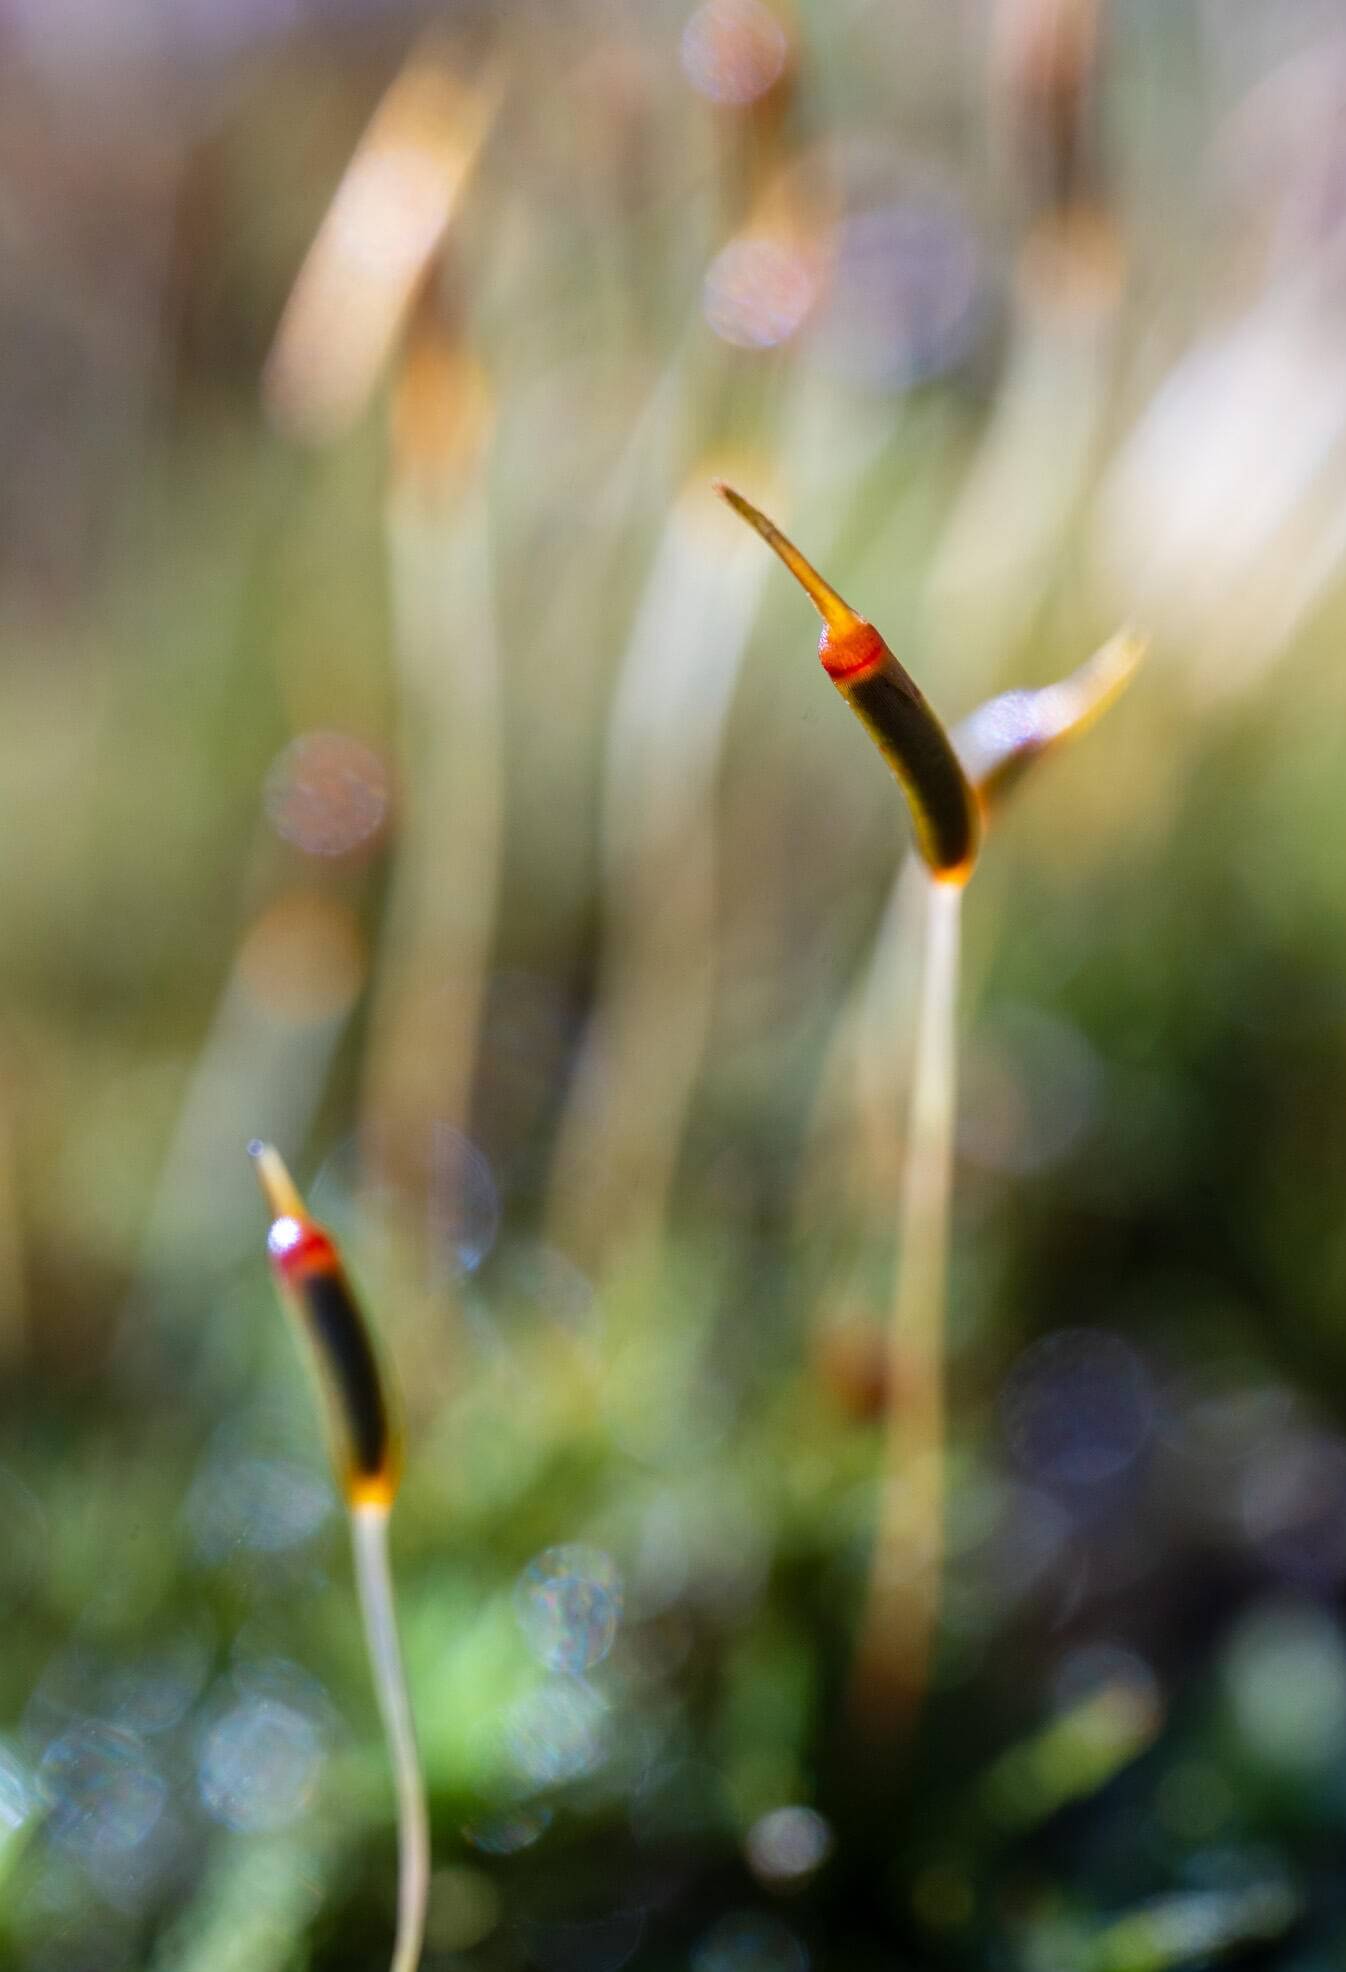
left=4, top=1, right=1346, bottom=1967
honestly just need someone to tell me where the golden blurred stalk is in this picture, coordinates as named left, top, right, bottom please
left=359, top=282, right=500, bottom=1331
left=364, top=460, right=500, bottom=1161
left=849, top=875, right=962, bottom=1730
left=546, top=478, right=770, bottom=1275
left=264, top=44, right=500, bottom=444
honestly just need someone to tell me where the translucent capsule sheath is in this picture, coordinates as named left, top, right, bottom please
left=954, top=627, right=1146, bottom=813
left=714, top=483, right=980, bottom=880
left=250, top=1142, right=400, bottom=1509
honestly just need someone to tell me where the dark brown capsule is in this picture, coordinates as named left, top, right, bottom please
left=250, top=1141, right=400, bottom=1509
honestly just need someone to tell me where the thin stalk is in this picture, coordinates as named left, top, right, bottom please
left=363, top=412, right=502, bottom=1270
left=0, top=1084, right=25, bottom=1371
left=352, top=1503, right=431, bottom=1972
left=795, top=854, right=922, bottom=1248
left=850, top=875, right=962, bottom=1733
left=545, top=474, right=770, bottom=1275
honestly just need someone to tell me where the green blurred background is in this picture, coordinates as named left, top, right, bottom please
left=4, top=1, right=1346, bottom=1966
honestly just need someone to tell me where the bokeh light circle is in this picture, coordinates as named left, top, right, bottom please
left=745, top=1805, right=832, bottom=1885
left=197, top=1693, right=327, bottom=1832
left=703, top=236, right=817, bottom=349
left=39, top=1723, right=167, bottom=1860
left=681, top=0, right=788, bottom=107
left=264, top=730, right=391, bottom=858
left=1001, top=1328, right=1154, bottom=1488
left=693, top=1912, right=809, bottom=1972
left=515, top=1545, right=624, bottom=1674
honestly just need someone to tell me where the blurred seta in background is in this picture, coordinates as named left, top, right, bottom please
left=0, top=4, right=1345, bottom=1970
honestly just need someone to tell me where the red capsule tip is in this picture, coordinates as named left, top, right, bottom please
left=249, top=1141, right=337, bottom=1279
left=820, top=620, right=887, bottom=686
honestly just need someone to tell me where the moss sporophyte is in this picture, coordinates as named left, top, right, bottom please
left=251, top=1141, right=429, bottom=1972
left=715, top=482, right=1144, bottom=1734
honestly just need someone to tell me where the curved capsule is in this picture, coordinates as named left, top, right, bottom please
left=713, top=482, right=980, bottom=881
left=250, top=1142, right=400, bottom=1509
left=954, top=627, right=1145, bottom=813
